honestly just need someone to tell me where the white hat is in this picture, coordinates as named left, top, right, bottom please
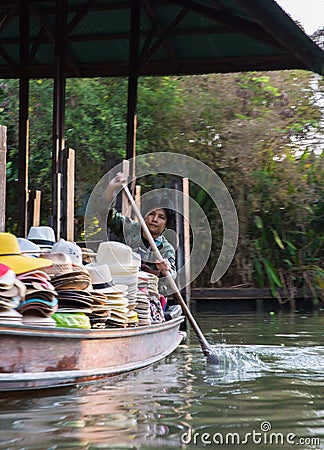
left=27, top=226, right=56, bottom=248
left=87, top=264, right=128, bottom=294
left=0, top=268, right=16, bottom=289
left=95, top=241, right=135, bottom=267
left=17, top=237, right=41, bottom=257
left=51, top=239, right=83, bottom=266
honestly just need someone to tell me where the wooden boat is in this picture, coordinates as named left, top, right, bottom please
left=0, top=316, right=185, bottom=392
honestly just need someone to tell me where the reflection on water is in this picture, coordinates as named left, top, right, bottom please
left=0, top=308, right=323, bottom=449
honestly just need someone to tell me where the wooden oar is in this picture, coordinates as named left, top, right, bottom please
left=122, top=183, right=219, bottom=364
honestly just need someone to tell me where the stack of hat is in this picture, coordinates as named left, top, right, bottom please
left=87, top=264, right=131, bottom=328
left=86, top=264, right=114, bottom=328
left=95, top=241, right=139, bottom=308
left=49, top=262, right=93, bottom=314
left=135, top=271, right=151, bottom=326
left=0, top=263, right=26, bottom=325
left=0, top=233, right=54, bottom=326
left=146, top=273, right=159, bottom=295
left=17, top=270, right=58, bottom=327
left=38, top=250, right=94, bottom=327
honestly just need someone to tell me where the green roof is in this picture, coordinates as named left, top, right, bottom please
left=0, top=0, right=323, bottom=78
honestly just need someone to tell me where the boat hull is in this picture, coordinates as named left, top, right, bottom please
left=0, top=317, right=185, bottom=391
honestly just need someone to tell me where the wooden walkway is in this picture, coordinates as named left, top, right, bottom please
left=191, top=287, right=312, bottom=300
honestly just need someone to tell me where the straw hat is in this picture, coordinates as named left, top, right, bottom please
left=81, top=247, right=96, bottom=265
left=40, top=252, right=73, bottom=276
left=0, top=233, right=53, bottom=275
left=27, top=226, right=56, bottom=249
left=87, top=264, right=128, bottom=294
left=51, top=239, right=83, bottom=266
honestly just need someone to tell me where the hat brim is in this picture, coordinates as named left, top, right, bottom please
left=0, top=255, right=53, bottom=275
left=0, top=285, right=19, bottom=298
left=91, top=283, right=128, bottom=294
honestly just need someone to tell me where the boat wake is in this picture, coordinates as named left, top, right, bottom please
left=198, top=343, right=324, bottom=384
left=199, top=343, right=267, bottom=384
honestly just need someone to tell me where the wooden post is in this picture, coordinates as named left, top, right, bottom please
left=182, top=177, right=191, bottom=307
left=0, top=125, right=7, bottom=232
left=53, top=172, right=62, bottom=239
left=60, top=147, right=75, bottom=241
left=172, top=177, right=191, bottom=307
left=121, top=159, right=130, bottom=217
left=134, top=184, right=141, bottom=222
left=27, top=190, right=41, bottom=229
left=52, top=0, right=67, bottom=240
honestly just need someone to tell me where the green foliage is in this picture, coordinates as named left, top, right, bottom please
left=1, top=69, right=323, bottom=306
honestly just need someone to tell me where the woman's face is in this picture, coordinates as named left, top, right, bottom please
left=144, top=208, right=168, bottom=239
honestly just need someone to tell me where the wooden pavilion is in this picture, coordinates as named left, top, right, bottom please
left=0, top=0, right=323, bottom=240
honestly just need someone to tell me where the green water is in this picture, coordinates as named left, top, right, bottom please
left=0, top=304, right=323, bottom=449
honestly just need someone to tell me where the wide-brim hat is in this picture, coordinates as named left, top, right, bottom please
left=0, top=263, right=10, bottom=278
left=27, top=226, right=56, bottom=248
left=17, top=238, right=42, bottom=257
left=87, top=264, right=128, bottom=294
left=0, top=233, right=53, bottom=275
left=95, top=241, right=133, bottom=267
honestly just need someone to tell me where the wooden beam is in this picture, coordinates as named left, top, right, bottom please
left=126, top=0, right=140, bottom=164
left=66, top=0, right=98, bottom=36
left=0, top=51, right=309, bottom=79
left=169, top=0, right=283, bottom=49
left=0, top=26, right=233, bottom=45
left=235, top=0, right=324, bottom=74
left=139, top=6, right=188, bottom=70
left=142, top=0, right=179, bottom=69
left=0, top=125, right=7, bottom=232
left=30, top=3, right=81, bottom=76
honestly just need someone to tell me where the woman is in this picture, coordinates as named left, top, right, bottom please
left=100, top=172, right=176, bottom=297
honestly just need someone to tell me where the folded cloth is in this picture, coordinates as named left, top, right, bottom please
left=52, top=312, right=91, bottom=329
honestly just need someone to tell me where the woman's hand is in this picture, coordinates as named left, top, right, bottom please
left=156, top=258, right=171, bottom=276
left=103, top=172, right=128, bottom=202
left=110, top=172, right=128, bottom=189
